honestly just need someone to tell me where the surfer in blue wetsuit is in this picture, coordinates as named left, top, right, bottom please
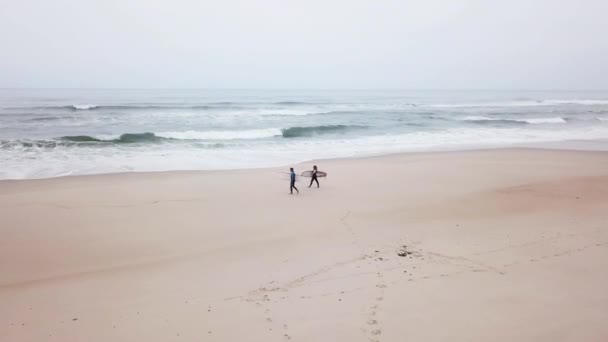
left=290, top=168, right=299, bottom=195
left=309, top=165, right=319, bottom=188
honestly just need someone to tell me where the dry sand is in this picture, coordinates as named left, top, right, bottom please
left=1, top=148, right=608, bottom=341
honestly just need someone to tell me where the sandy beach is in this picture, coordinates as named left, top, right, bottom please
left=1, top=148, right=608, bottom=341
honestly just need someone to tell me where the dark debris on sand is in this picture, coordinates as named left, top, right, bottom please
left=397, top=245, right=414, bottom=257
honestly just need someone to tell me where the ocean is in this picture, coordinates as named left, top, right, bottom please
left=1, top=89, right=607, bottom=179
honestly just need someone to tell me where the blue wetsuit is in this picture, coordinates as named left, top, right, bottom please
left=290, top=171, right=299, bottom=194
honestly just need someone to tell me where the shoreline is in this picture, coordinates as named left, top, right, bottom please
left=3, top=139, right=608, bottom=182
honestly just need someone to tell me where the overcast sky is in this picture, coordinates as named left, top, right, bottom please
left=1, top=0, right=607, bottom=89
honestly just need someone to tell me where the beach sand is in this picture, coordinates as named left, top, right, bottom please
left=1, top=148, right=608, bottom=341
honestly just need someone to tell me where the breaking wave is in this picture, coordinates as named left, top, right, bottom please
left=430, top=99, right=608, bottom=108
left=19, top=103, right=324, bottom=112
left=281, top=125, right=367, bottom=138
left=53, top=126, right=367, bottom=142
left=69, top=104, right=99, bottom=110
left=60, top=132, right=166, bottom=143
left=524, top=117, right=567, bottom=124
left=156, top=129, right=282, bottom=140
left=461, top=116, right=567, bottom=125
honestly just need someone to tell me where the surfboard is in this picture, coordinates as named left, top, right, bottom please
left=301, top=170, right=327, bottom=177
left=278, top=172, right=302, bottom=182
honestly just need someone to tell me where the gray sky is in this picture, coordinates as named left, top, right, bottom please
left=1, top=0, right=607, bottom=89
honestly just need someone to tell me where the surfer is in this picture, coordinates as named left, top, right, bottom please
left=290, top=168, right=299, bottom=195
left=308, top=165, right=320, bottom=188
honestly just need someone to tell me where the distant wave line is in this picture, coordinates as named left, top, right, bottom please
left=461, top=116, right=567, bottom=124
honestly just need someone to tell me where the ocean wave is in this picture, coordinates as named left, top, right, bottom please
left=507, top=98, right=608, bottom=105
left=466, top=119, right=528, bottom=126
left=7, top=104, right=216, bottom=112
left=1, top=140, right=65, bottom=149
left=461, top=116, right=567, bottom=124
left=0, top=137, right=230, bottom=150
left=65, top=105, right=213, bottom=111
left=12, top=126, right=372, bottom=147
left=70, top=104, right=99, bottom=110
left=429, top=99, right=608, bottom=108
left=524, top=117, right=567, bottom=124
left=24, top=103, right=323, bottom=111
left=56, top=129, right=283, bottom=144
left=281, top=125, right=366, bottom=138
left=542, top=99, right=608, bottom=105
left=56, top=126, right=366, bottom=142
left=156, top=129, right=282, bottom=140
left=274, top=101, right=311, bottom=105
left=460, top=116, right=504, bottom=121
left=430, top=102, right=539, bottom=108
left=27, top=116, right=64, bottom=122
left=18, top=104, right=327, bottom=116
left=60, top=132, right=166, bottom=143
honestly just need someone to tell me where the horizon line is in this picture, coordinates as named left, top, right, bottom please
left=1, top=87, right=608, bottom=92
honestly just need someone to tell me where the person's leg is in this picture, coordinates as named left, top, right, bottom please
left=309, top=177, right=314, bottom=187
left=293, top=184, right=299, bottom=194
left=290, top=183, right=294, bottom=194
left=314, top=176, right=319, bottom=188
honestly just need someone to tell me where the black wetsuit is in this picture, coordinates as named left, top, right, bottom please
left=309, top=169, right=319, bottom=188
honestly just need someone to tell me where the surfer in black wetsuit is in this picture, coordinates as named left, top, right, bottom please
left=309, top=165, right=320, bottom=188
left=290, top=168, right=299, bottom=195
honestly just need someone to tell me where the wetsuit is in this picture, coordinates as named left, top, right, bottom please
left=290, top=171, right=299, bottom=194
left=309, top=169, right=319, bottom=188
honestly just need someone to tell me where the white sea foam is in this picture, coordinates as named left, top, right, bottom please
left=430, top=102, right=539, bottom=108
left=460, top=116, right=502, bottom=121
left=156, top=129, right=282, bottom=140
left=543, top=99, right=608, bottom=105
left=71, top=104, right=99, bottom=110
left=523, top=117, right=567, bottom=124
left=429, top=99, right=608, bottom=108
